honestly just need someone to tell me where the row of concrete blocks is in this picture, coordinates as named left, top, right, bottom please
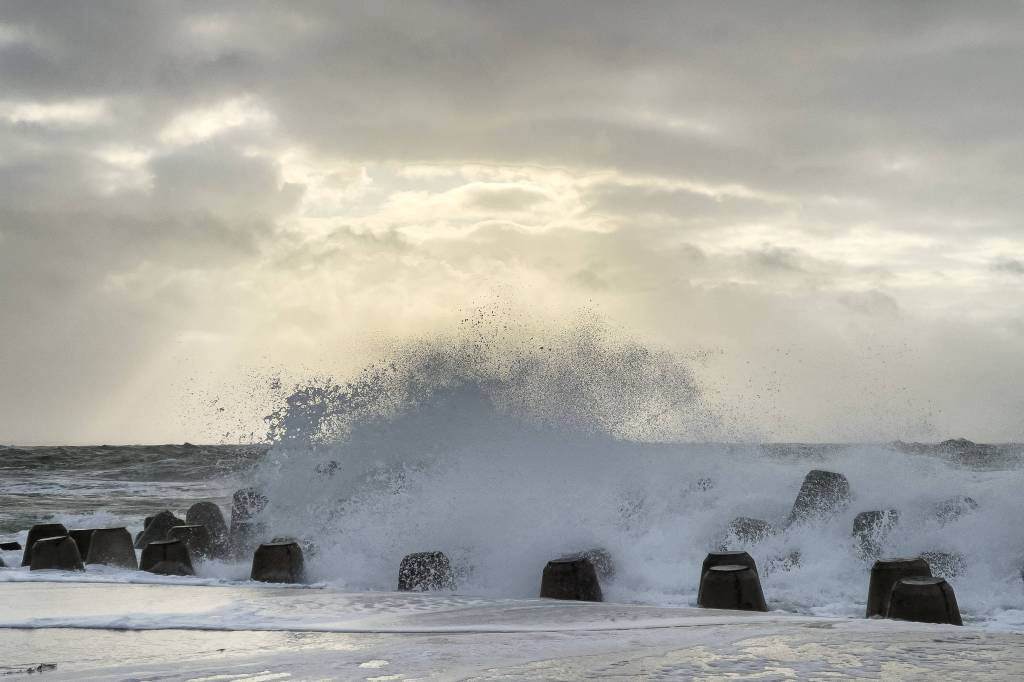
left=7, top=521, right=961, bottom=625
left=535, top=549, right=961, bottom=626
left=726, top=470, right=973, bottom=582
left=382, top=547, right=963, bottom=626
left=5, top=489, right=297, bottom=580
left=10, top=519, right=452, bottom=590
left=10, top=520, right=307, bottom=584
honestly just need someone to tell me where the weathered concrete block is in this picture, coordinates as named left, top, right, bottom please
left=699, top=551, right=759, bottom=606
left=134, top=510, right=184, bottom=549
left=186, top=502, right=228, bottom=554
left=540, top=556, right=602, bottom=602
left=786, top=470, right=850, bottom=526
left=852, top=510, right=900, bottom=559
left=559, top=548, right=615, bottom=580
left=29, top=535, right=84, bottom=571
left=68, top=529, right=96, bottom=561
left=701, top=550, right=758, bottom=576
left=270, top=536, right=319, bottom=559
left=398, top=551, right=456, bottom=592
left=698, top=564, right=768, bottom=611
left=148, top=560, right=194, bottom=576
left=21, top=523, right=68, bottom=566
left=888, top=576, right=962, bottom=625
left=86, top=527, right=138, bottom=569
left=140, top=538, right=194, bottom=576
left=167, top=525, right=213, bottom=561
left=251, top=541, right=306, bottom=583
left=865, top=556, right=932, bottom=618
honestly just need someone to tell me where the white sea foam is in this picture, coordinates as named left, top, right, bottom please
left=237, top=320, right=1024, bottom=630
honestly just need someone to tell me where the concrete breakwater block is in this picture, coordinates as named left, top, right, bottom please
left=168, top=525, right=213, bottom=561
left=134, top=516, right=155, bottom=545
left=559, top=548, right=615, bottom=580
left=29, top=535, right=84, bottom=571
left=726, top=517, right=776, bottom=545
left=251, top=541, right=306, bottom=584
left=186, top=502, right=228, bottom=549
left=786, top=470, right=850, bottom=526
left=21, top=524, right=68, bottom=566
left=888, top=576, right=963, bottom=625
left=398, top=551, right=457, bottom=592
left=866, top=556, right=932, bottom=618
left=140, top=539, right=194, bottom=576
left=86, top=527, right=138, bottom=569
left=68, top=529, right=95, bottom=561
left=698, top=564, right=768, bottom=611
left=701, top=550, right=758, bottom=576
left=540, top=556, right=602, bottom=602
left=852, top=510, right=900, bottom=559
left=699, top=551, right=759, bottom=607
left=134, top=511, right=184, bottom=549
left=270, top=536, right=319, bottom=560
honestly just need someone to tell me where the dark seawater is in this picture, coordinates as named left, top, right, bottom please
left=0, top=444, right=265, bottom=535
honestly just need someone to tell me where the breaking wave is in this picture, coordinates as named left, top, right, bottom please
left=245, top=316, right=1024, bottom=627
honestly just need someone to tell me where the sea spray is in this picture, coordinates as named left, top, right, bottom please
left=238, top=320, right=1024, bottom=626
left=249, top=319, right=727, bottom=592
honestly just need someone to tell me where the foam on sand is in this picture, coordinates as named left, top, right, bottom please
left=2, top=583, right=1024, bottom=680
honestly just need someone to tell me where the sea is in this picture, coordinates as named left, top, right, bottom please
left=3, top=327, right=1024, bottom=632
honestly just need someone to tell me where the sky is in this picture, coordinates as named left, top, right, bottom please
left=1, top=1, right=1023, bottom=444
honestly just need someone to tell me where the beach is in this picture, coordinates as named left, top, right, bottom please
left=4, top=581, right=1024, bottom=680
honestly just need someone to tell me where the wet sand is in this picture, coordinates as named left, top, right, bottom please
left=2, top=582, right=1024, bottom=680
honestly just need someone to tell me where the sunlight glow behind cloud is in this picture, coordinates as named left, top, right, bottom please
left=0, top=1, right=1022, bottom=443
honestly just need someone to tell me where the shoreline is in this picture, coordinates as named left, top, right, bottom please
left=2, top=582, right=1024, bottom=680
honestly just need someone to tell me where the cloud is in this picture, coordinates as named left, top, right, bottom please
left=150, top=141, right=302, bottom=218
left=0, top=97, right=109, bottom=127
left=159, top=95, right=273, bottom=147
left=457, top=182, right=552, bottom=213
left=992, top=257, right=1024, bottom=275
left=838, top=290, right=902, bottom=317
left=1, top=1, right=1023, bottom=442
